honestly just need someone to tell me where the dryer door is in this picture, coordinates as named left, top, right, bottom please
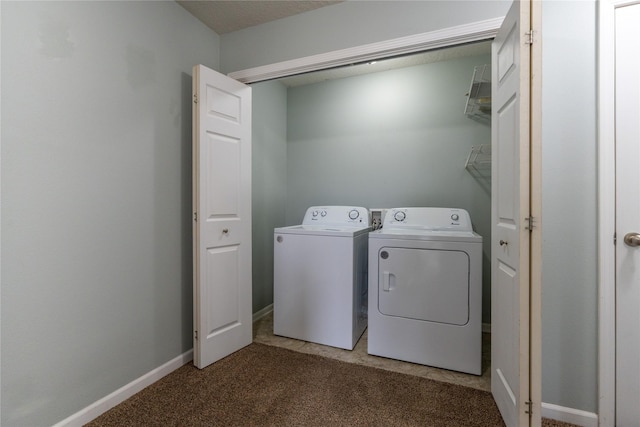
left=377, top=247, right=470, bottom=325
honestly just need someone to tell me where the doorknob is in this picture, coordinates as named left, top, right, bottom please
left=222, top=228, right=229, bottom=234
left=499, top=240, right=508, bottom=246
left=624, top=232, right=640, bottom=247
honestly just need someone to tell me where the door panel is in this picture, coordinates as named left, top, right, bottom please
left=494, top=260, right=518, bottom=405
left=193, top=64, right=252, bottom=369
left=491, top=1, right=531, bottom=426
left=615, top=3, right=640, bottom=424
left=496, top=95, right=517, bottom=230
left=206, top=85, right=242, bottom=122
left=206, top=132, right=240, bottom=217
left=205, top=246, right=240, bottom=335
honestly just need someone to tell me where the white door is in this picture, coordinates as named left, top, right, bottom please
left=491, top=1, right=533, bottom=425
left=192, top=64, right=252, bottom=369
left=615, top=3, right=640, bottom=424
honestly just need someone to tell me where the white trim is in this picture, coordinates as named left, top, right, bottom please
left=253, top=303, right=274, bottom=322
left=542, top=402, right=598, bottom=427
left=529, top=1, right=543, bottom=424
left=596, top=1, right=640, bottom=426
left=228, top=17, right=503, bottom=84
left=53, top=350, right=194, bottom=427
left=596, top=0, right=616, bottom=415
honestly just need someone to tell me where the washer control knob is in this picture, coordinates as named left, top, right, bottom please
left=451, top=213, right=459, bottom=221
left=312, top=210, right=319, bottom=217
left=348, top=209, right=360, bottom=220
left=320, top=210, right=327, bottom=217
left=394, top=211, right=406, bottom=222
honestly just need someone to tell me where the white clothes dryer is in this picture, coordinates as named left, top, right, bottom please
left=274, top=206, right=370, bottom=350
left=368, top=207, right=483, bottom=375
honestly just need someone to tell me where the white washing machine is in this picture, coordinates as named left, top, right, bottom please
left=274, top=206, right=370, bottom=350
left=368, top=207, right=483, bottom=375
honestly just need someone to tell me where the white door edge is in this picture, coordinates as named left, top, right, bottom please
left=597, top=2, right=617, bottom=425
left=596, top=1, right=640, bottom=425
left=530, top=1, right=543, bottom=424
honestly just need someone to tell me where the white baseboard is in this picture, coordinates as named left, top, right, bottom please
left=253, top=303, right=273, bottom=322
left=57, top=305, right=273, bottom=426
left=53, top=349, right=194, bottom=427
left=542, top=402, right=598, bottom=427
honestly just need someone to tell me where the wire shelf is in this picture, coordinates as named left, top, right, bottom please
left=464, top=64, right=491, bottom=124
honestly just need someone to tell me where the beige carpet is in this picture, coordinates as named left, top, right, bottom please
left=87, top=343, right=575, bottom=426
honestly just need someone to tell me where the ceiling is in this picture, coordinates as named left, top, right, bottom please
left=176, top=0, right=342, bottom=35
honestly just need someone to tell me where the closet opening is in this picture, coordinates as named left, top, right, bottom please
left=250, top=39, right=495, bottom=389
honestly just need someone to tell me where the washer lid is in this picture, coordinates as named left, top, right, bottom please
left=275, top=224, right=370, bottom=237
left=370, top=228, right=482, bottom=243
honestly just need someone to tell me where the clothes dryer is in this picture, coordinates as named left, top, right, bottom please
left=368, top=207, right=483, bottom=374
left=274, top=206, right=370, bottom=350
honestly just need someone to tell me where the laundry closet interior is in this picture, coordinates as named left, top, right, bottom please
left=251, top=40, right=493, bottom=373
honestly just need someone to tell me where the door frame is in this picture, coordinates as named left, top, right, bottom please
left=597, top=1, right=640, bottom=425
left=228, top=18, right=503, bottom=83
left=530, top=2, right=543, bottom=424
left=229, top=10, right=541, bottom=423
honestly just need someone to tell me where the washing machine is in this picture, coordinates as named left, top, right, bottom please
left=368, top=207, right=483, bottom=375
left=274, top=206, right=371, bottom=350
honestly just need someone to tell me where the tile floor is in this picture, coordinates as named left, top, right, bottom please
left=253, top=311, right=491, bottom=392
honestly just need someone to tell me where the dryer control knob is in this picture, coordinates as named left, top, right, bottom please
left=394, top=211, right=406, bottom=222
left=321, top=210, right=327, bottom=217
left=451, top=213, right=459, bottom=221
left=349, top=209, right=360, bottom=220
left=312, top=210, right=319, bottom=217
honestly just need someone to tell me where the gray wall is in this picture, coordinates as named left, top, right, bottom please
left=1, top=1, right=220, bottom=425
left=285, top=55, right=492, bottom=322
left=541, top=0, right=598, bottom=413
left=251, top=81, right=288, bottom=313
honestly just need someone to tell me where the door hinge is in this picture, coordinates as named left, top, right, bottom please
left=525, top=30, right=535, bottom=45
left=193, top=211, right=198, bottom=222
left=525, top=216, right=535, bottom=231
left=614, top=232, right=617, bottom=245
left=194, top=330, right=198, bottom=340
left=193, top=93, right=198, bottom=104
left=525, top=400, right=533, bottom=416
